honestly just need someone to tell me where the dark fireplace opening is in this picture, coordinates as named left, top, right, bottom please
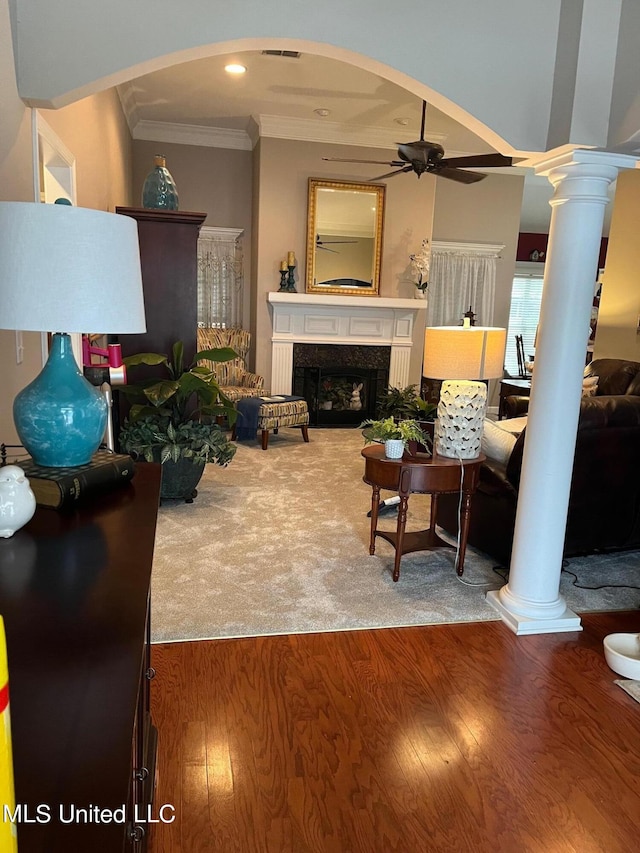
left=293, top=344, right=390, bottom=427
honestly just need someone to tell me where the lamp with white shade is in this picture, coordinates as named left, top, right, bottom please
left=423, top=321, right=507, bottom=459
left=0, top=202, right=146, bottom=468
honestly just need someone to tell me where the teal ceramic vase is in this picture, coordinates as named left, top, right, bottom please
left=141, top=154, right=179, bottom=210
left=13, top=333, right=107, bottom=467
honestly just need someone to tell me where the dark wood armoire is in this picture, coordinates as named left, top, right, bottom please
left=115, top=207, right=207, bottom=365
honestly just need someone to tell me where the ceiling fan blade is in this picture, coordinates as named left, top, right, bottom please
left=321, top=157, right=402, bottom=166
left=318, top=245, right=339, bottom=253
left=434, top=166, right=486, bottom=184
left=440, top=153, right=513, bottom=169
left=370, top=165, right=414, bottom=181
left=319, top=240, right=358, bottom=244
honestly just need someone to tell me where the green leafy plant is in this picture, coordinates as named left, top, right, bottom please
left=119, top=416, right=236, bottom=466
left=376, top=384, right=437, bottom=421
left=360, top=416, right=427, bottom=445
left=118, top=340, right=238, bottom=467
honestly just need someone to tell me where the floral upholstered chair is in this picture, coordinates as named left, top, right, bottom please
left=197, top=327, right=264, bottom=402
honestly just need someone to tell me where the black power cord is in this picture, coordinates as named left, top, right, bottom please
left=489, top=559, right=640, bottom=593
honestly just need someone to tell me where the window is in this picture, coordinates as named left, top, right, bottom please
left=197, top=226, right=244, bottom=329
left=504, top=265, right=544, bottom=377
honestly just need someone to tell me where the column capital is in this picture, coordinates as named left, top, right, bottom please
left=534, top=147, right=637, bottom=180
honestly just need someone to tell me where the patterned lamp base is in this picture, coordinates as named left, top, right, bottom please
left=434, top=380, right=487, bottom=459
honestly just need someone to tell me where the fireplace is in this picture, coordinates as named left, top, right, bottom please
left=266, top=292, right=427, bottom=399
left=293, top=344, right=390, bottom=426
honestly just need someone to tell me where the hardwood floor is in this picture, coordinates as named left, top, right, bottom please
left=147, top=612, right=640, bottom=852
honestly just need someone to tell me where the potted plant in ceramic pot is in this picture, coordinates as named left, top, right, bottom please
left=360, top=416, right=429, bottom=459
left=376, top=384, right=437, bottom=449
left=118, top=340, right=238, bottom=502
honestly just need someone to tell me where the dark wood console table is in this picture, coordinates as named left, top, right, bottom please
left=0, top=463, right=161, bottom=851
left=362, top=446, right=485, bottom=581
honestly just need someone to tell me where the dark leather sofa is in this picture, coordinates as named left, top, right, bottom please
left=437, top=358, right=640, bottom=566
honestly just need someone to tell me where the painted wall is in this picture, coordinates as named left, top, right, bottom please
left=593, top=169, right=640, bottom=361
left=432, top=172, right=524, bottom=333
left=0, top=0, right=134, bottom=445
left=39, top=89, right=133, bottom=211
left=0, top=0, right=42, bottom=444
left=253, top=136, right=435, bottom=388
left=132, top=140, right=253, bottom=332
left=13, top=0, right=571, bottom=153
left=432, top=171, right=524, bottom=406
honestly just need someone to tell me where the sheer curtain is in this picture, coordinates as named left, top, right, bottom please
left=426, top=242, right=503, bottom=327
left=197, top=226, right=244, bottom=329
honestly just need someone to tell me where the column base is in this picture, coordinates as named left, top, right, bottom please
left=486, top=589, right=582, bottom=635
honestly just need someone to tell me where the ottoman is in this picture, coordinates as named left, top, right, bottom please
left=233, top=396, right=310, bottom=450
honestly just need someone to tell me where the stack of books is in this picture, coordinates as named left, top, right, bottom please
left=16, top=450, right=135, bottom=509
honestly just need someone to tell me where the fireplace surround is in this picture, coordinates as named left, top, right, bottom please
left=267, top=292, right=427, bottom=399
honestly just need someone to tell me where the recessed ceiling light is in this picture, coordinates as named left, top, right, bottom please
left=225, top=63, right=247, bottom=75
left=395, top=117, right=410, bottom=126
left=314, top=109, right=330, bottom=117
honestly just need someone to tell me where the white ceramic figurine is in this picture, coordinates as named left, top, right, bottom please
left=0, top=465, right=37, bottom=538
left=350, top=383, right=363, bottom=411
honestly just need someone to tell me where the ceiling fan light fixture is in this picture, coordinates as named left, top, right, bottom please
left=224, top=63, right=247, bottom=75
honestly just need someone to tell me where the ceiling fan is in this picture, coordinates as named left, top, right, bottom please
left=322, top=100, right=512, bottom=184
left=316, top=234, right=358, bottom=253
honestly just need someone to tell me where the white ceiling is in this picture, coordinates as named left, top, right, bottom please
left=118, top=49, right=612, bottom=235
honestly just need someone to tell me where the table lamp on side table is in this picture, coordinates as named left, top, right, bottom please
left=0, top=202, right=146, bottom=468
left=423, top=320, right=506, bottom=459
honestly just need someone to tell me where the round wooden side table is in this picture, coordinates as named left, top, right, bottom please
left=361, top=445, right=486, bottom=581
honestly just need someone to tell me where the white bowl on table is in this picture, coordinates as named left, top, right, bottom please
left=603, top=633, right=640, bottom=679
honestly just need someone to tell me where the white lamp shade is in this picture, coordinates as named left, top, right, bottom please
left=0, top=202, right=146, bottom=334
left=423, top=326, right=506, bottom=380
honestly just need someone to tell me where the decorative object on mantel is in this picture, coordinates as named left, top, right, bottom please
left=142, top=154, right=179, bottom=210
left=278, top=251, right=297, bottom=292
left=423, top=320, right=507, bottom=459
left=0, top=465, right=36, bottom=537
left=410, top=237, right=430, bottom=299
left=461, top=305, right=476, bottom=326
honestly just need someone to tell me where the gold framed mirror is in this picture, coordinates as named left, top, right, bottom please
left=305, top=178, right=385, bottom=296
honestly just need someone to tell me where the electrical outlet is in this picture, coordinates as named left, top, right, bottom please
left=15, top=330, right=23, bottom=364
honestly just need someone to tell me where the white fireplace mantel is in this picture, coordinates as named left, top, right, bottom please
left=267, top=291, right=427, bottom=395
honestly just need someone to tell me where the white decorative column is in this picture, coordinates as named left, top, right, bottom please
left=487, top=149, right=637, bottom=635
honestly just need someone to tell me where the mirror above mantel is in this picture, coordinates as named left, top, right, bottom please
left=305, top=178, right=385, bottom=297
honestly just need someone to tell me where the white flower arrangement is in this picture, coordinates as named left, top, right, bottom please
left=410, top=238, right=430, bottom=293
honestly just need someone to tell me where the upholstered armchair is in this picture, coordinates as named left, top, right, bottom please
left=197, top=327, right=264, bottom=401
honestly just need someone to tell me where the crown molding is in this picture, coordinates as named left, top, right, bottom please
left=254, top=113, right=447, bottom=150
left=200, top=225, right=244, bottom=241
left=131, top=119, right=253, bottom=150
left=432, top=240, right=505, bottom=256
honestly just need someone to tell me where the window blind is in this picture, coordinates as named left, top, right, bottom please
left=505, top=272, right=544, bottom=376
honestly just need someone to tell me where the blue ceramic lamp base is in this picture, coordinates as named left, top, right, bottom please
left=13, top=333, right=108, bottom=467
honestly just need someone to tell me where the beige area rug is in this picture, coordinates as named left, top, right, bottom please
left=151, top=428, right=640, bottom=643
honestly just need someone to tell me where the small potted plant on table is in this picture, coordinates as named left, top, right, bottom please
left=360, top=416, right=429, bottom=459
